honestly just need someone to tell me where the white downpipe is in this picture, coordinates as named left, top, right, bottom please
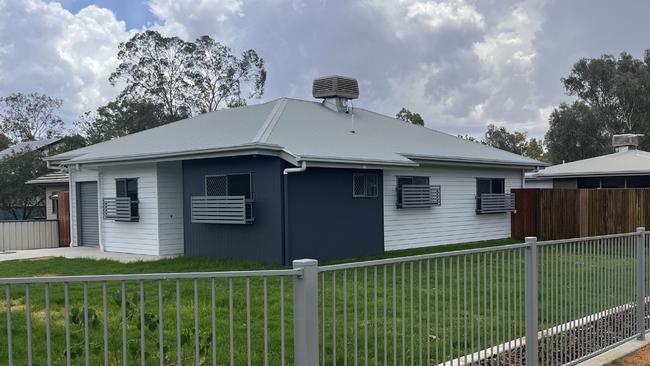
left=284, top=161, right=307, bottom=175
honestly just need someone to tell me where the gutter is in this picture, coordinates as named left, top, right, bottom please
left=282, top=161, right=307, bottom=265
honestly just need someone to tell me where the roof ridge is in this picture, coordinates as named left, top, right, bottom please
left=252, top=98, right=288, bottom=143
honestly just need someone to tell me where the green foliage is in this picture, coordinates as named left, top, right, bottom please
left=0, top=132, right=11, bottom=150
left=48, top=134, right=88, bottom=155
left=544, top=101, right=611, bottom=164
left=545, top=50, right=650, bottom=161
left=482, top=124, right=547, bottom=160
left=109, top=30, right=266, bottom=122
left=0, top=92, right=64, bottom=141
left=396, top=107, right=425, bottom=126
left=75, top=98, right=167, bottom=143
left=0, top=148, right=48, bottom=219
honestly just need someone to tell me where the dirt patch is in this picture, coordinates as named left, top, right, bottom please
left=608, top=344, right=650, bottom=366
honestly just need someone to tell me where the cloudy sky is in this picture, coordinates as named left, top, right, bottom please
left=0, top=0, right=648, bottom=139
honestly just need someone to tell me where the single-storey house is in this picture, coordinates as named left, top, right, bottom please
left=26, top=171, right=69, bottom=220
left=48, top=76, right=543, bottom=264
left=526, top=134, right=650, bottom=189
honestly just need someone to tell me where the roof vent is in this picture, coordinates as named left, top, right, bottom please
left=312, top=75, right=359, bottom=99
left=613, top=134, right=643, bottom=152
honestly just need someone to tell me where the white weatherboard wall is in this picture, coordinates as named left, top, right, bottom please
left=156, top=161, right=184, bottom=256
left=70, top=162, right=185, bottom=256
left=100, top=164, right=159, bottom=255
left=69, top=167, right=99, bottom=247
left=383, top=166, right=522, bottom=251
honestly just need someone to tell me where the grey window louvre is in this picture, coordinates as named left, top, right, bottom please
left=476, top=193, right=515, bottom=214
left=191, top=196, right=254, bottom=225
left=397, top=184, right=441, bottom=208
left=103, top=197, right=139, bottom=221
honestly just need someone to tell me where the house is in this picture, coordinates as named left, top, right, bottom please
left=25, top=171, right=69, bottom=220
left=526, top=134, right=650, bottom=189
left=0, top=137, right=63, bottom=159
left=48, top=76, right=544, bottom=264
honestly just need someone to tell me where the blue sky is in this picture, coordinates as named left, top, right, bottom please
left=1, top=0, right=649, bottom=139
left=59, top=0, right=154, bottom=28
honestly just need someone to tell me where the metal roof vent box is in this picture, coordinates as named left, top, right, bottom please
left=613, top=134, right=644, bottom=152
left=312, top=75, right=359, bottom=100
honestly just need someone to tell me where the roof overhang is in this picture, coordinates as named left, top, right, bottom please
left=402, top=153, right=546, bottom=170
left=53, top=144, right=299, bottom=168
left=536, top=170, right=650, bottom=179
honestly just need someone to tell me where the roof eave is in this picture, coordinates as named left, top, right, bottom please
left=402, top=154, right=547, bottom=169
left=537, top=170, right=650, bottom=179
left=57, top=144, right=298, bottom=167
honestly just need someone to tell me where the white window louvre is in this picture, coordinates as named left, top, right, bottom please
left=191, top=196, right=254, bottom=224
left=476, top=193, right=516, bottom=214
left=398, top=184, right=441, bottom=208
left=103, top=197, right=138, bottom=221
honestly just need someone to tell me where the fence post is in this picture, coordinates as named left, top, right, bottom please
left=525, top=236, right=539, bottom=366
left=637, top=227, right=646, bottom=340
left=293, top=259, right=319, bottom=365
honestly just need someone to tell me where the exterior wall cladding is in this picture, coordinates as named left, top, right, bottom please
left=182, top=156, right=384, bottom=264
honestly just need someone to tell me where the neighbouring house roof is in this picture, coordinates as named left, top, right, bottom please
left=26, top=171, right=69, bottom=186
left=0, top=138, right=62, bottom=159
left=534, top=149, right=650, bottom=178
left=49, top=98, right=545, bottom=169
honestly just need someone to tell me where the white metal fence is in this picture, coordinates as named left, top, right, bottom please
left=1, top=231, right=649, bottom=365
left=0, top=220, right=58, bottom=251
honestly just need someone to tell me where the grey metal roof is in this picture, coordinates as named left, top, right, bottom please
left=26, top=171, right=69, bottom=185
left=50, top=98, right=544, bottom=168
left=535, top=149, right=650, bottom=178
left=0, top=138, right=61, bottom=158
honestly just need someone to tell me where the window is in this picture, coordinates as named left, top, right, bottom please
left=205, top=174, right=252, bottom=198
left=396, top=176, right=430, bottom=207
left=116, top=178, right=138, bottom=218
left=50, top=192, right=59, bottom=214
left=353, top=174, right=378, bottom=198
left=205, top=174, right=253, bottom=222
left=476, top=178, right=514, bottom=214
left=476, top=178, right=505, bottom=195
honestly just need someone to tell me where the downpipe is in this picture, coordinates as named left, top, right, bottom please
left=283, top=161, right=307, bottom=265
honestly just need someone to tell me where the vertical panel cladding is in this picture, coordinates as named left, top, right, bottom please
left=182, top=155, right=285, bottom=264
left=383, top=166, right=522, bottom=251
left=287, top=168, right=384, bottom=261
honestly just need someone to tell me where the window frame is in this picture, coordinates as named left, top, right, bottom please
left=114, top=178, right=139, bottom=220
left=352, top=173, right=379, bottom=198
left=476, top=177, right=506, bottom=195
left=396, top=175, right=432, bottom=207
left=204, top=173, right=253, bottom=200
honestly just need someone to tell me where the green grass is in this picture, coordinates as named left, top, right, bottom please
left=0, top=238, right=638, bottom=365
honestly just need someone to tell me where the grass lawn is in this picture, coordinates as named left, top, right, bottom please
left=0, top=237, right=638, bottom=365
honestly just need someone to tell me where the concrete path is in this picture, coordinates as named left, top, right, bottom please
left=578, top=332, right=650, bottom=365
left=0, top=246, right=161, bottom=263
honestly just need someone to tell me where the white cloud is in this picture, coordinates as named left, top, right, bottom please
left=146, top=0, right=243, bottom=41
left=0, top=0, right=131, bottom=122
left=363, top=0, right=485, bottom=39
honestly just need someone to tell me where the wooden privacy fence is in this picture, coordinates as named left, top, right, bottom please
left=57, top=191, right=71, bottom=246
left=0, top=220, right=59, bottom=251
left=511, top=188, right=650, bottom=240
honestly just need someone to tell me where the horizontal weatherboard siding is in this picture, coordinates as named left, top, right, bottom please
left=383, top=166, right=522, bottom=251
left=100, top=164, right=159, bottom=255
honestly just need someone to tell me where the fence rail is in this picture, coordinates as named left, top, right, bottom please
left=0, top=220, right=59, bottom=251
left=2, top=231, right=650, bottom=365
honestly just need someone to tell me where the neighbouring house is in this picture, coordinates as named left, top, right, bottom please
left=25, top=171, right=69, bottom=220
left=47, top=76, right=545, bottom=264
left=526, top=134, right=650, bottom=189
left=0, top=138, right=63, bottom=220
